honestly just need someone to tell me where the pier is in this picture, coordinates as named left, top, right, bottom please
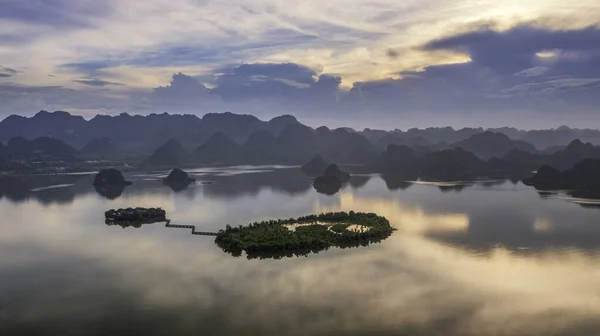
left=164, top=220, right=218, bottom=236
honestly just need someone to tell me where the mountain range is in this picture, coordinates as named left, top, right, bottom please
left=2, top=111, right=600, bottom=179
left=3, top=111, right=600, bottom=155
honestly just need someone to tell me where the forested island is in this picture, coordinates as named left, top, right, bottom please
left=104, top=207, right=167, bottom=227
left=215, top=211, right=395, bottom=258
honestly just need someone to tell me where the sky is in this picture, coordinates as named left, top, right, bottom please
left=0, top=0, right=599, bottom=129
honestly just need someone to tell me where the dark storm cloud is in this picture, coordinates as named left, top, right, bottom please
left=211, top=63, right=341, bottom=103
left=424, top=25, right=600, bottom=73
left=0, top=0, right=113, bottom=28
left=73, top=78, right=124, bottom=87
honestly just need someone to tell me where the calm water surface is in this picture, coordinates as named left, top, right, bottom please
left=1, top=166, right=600, bottom=336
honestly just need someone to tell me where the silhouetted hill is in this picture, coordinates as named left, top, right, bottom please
left=316, top=128, right=377, bottom=164
left=242, top=130, right=284, bottom=164
left=0, top=142, right=7, bottom=161
left=4, top=111, right=600, bottom=166
left=0, top=111, right=300, bottom=155
left=419, top=148, right=487, bottom=180
left=452, top=132, right=537, bottom=159
left=524, top=159, right=600, bottom=191
left=80, top=137, right=117, bottom=158
left=371, top=145, right=418, bottom=176
left=146, top=138, right=188, bottom=166
left=267, top=115, right=300, bottom=134
left=197, top=112, right=300, bottom=144
left=547, top=139, right=600, bottom=170
left=301, top=154, right=330, bottom=176
left=277, top=123, right=317, bottom=163
left=0, top=111, right=87, bottom=147
left=194, top=132, right=244, bottom=164
left=198, top=112, right=263, bottom=144
left=7, top=136, right=80, bottom=161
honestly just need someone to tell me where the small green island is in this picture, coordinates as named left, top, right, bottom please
left=215, top=211, right=396, bottom=258
left=105, top=207, right=167, bottom=227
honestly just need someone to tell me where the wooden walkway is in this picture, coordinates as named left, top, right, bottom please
left=164, top=220, right=218, bottom=236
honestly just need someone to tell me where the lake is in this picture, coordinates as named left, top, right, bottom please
left=1, top=166, right=600, bottom=336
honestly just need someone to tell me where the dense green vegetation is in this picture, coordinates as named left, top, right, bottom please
left=104, top=207, right=166, bottom=226
left=215, top=211, right=395, bottom=258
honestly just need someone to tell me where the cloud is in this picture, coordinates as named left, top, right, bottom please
left=0, top=0, right=112, bottom=28
left=424, top=25, right=600, bottom=73
left=60, top=61, right=115, bottom=76
left=0, top=66, right=17, bottom=78
left=502, top=77, right=600, bottom=96
left=148, top=73, right=223, bottom=113
left=73, top=78, right=125, bottom=87
left=515, top=66, right=548, bottom=77
left=1, top=0, right=600, bottom=128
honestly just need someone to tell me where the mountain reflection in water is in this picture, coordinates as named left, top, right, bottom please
left=1, top=166, right=600, bottom=335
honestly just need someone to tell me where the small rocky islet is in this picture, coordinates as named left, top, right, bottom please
left=312, top=163, right=351, bottom=195
left=93, top=168, right=132, bottom=186
left=163, top=168, right=196, bottom=187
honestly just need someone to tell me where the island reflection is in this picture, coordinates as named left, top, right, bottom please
left=2, top=168, right=600, bottom=335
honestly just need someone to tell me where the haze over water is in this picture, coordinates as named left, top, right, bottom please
left=1, top=166, right=600, bottom=335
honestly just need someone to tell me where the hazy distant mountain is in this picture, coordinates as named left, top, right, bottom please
left=80, top=138, right=118, bottom=159
left=194, top=132, right=244, bottom=164
left=146, top=138, right=188, bottom=166
left=452, top=132, right=537, bottom=159
left=402, top=127, right=484, bottom=145
left=376, top=133, right=431, bottom=150
left=486, top=127, right=526, bottom=140
left=360, top=128, right=389, bottom=144
left=7, top=136, right=79, bottom=161
left=521, top=127, right=579, bottom=150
